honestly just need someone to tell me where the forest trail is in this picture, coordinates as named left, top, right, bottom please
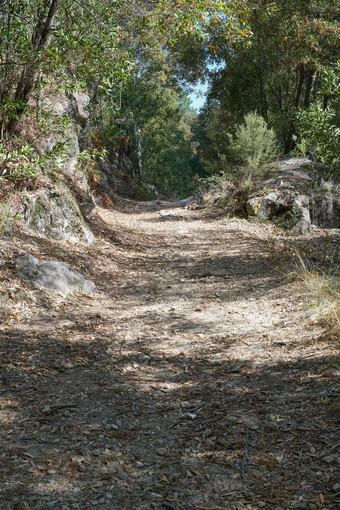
left=1, top=199, right=339, bottom=510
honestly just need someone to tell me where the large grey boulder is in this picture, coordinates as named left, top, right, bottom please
left=22, top=185, right=95, bottom=244
left=17, top=253, right=95, bottom=297
left=246, top=157, right=339, bottom=233
left=247, top=189, right=311, bottom=234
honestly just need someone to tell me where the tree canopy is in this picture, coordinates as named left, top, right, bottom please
left=0, top=0, right=339, bottom=194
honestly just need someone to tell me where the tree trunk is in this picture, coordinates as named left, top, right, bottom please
left=259, top=74, right=268, bottom=121
left=132, top=123, right=143, bottom=181
left=5, top=0, right=60, bottom=137
left=284, top=63, right=305, bottom=153
left=304, top=68, right=316, bottom=108
left=294, top=63, right=305, bottom=109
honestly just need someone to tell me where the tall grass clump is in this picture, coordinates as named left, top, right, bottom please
left=296, top=251, right=340, bottom=326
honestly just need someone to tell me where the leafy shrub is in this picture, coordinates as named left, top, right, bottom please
left=295, top=64, right=340, bottom=177
left=0, top=139, right=72, bottom=182
left=295, top=104, right=340, bottom=177
left=199, top=112, right=280, bottom=216
left=227, top=111, right=280, bottom=181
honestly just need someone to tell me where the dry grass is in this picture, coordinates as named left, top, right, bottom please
left=295, top=251, right=340, bottom=326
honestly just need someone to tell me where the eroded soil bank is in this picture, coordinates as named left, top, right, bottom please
left=0, top=199, right=339, bottom=510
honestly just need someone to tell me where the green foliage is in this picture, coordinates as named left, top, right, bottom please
left=95, top=44, right=204, bottom=197
left=295, top=64, right=340, bottom=177
left=228, top=112, right=280, bottom=177
left=295, top=104, right=340, bottom=175
left=198, top=112, right=280, bottom=217
left=0, top=0, right=249, bottom=196
left=0, top=140, right=69, bottom=182
left=197, top=0, right=340, bottom=157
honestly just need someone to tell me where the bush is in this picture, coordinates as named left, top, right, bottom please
left=295, top=64, right=340, bottom=178
left=0, top=139, right=71, bottom=182
left=227, top=111, right=280, bottom=181
left=295, top=104, right=340, bottom=177
left=198, top=112, right=280, bottom=217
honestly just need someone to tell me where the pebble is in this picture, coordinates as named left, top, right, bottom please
left=224, top=382, right=234, bottom=388
left=150, top=492, right=163, bottom=500
left=105, top=423, right=119, bottom=431
left=322, top=455, right=334, bottom=464
left=226, top=415, right=238, bottom=423
left=156, top=448, right=167, bottom=456
left=184, top=412, right=197, bottom=420
left=181, top=401, right=192, bottom=408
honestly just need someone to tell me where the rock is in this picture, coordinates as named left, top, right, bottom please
left=43, top=90, right=90, bottom=123
left=247, top=191, right=290, bottom=219
left=64, top=177, right=96, bottom=217
left=17, top=253, right=95, bottom=297
left=246, top=158, right=340, bottom=232
left=247, top=189, right=311, bottom=233
left=62, top=131, right=90, bottom=193
left=150, top=493, right=163, bottom=501
left=104, top=423, right=119, bottom=431
left=311, top=193, right=340, bottom=228
left=68, top=92, right=90, bottom=124
left=37, top=91, right=91, bottom=193
left=22, top=185, right=95, bottom=244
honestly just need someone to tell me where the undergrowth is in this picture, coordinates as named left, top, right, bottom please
left=199, top=112, right=280, bottom=217
left=295, top=250, right=340, bottom=327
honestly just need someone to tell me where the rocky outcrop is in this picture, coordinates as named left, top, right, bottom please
left=311, top=194, right=340, bottom=228
left=17, top=253, right=94, bottom=297
left=22, top=185, right=95, bottom=244
left=16, top=89, right=97, bottom=244
left=247, top=190, right=311, bottom=234
left=247, top=158, right=340, bottom=233
left=36, top=90, right=91, bottom=193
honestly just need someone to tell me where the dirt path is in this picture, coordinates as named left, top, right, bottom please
left=0, top=199, right=339, bottom=510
